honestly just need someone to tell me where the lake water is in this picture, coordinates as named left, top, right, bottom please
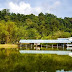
left=0, top=48, right=72, bottom=72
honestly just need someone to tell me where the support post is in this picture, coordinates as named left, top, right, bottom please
left=57, top=44, right=58, bottom=50
left=46, top=44, right=47, bottom=49
left=36, top=44, right=37, bottom=50
left=26, top=44, right=27, bottom=49
left=52, top=44, right=53, bottom=49
left=63, top=44, right=64, bottom=50
left=41, top=44, right=42, bottom=49
left=31, top=44, right=32, bottom=49
left=67, top=43, right=68, bottom=49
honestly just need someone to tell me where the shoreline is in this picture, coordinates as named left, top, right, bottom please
left=0, top=44, right=18, bottom=48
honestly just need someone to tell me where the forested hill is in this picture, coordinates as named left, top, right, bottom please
left=0, top=9, right=72, bottom=44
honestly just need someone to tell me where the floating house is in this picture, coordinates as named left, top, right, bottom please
left=57, top=37, right=72, bottom=50
left=19, top=37, right=72, bottom=50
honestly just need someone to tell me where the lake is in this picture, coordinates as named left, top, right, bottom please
left=0, top=48, right=72, bottom=72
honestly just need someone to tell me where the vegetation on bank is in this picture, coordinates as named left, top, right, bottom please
left=0, top=9, right=72, bottom=44
left=0, top=49, right=72, bottom=72
left=0, top=44, right=18, bottom=48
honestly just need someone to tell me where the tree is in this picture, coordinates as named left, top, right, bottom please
left=50, top=18, right=60, bottom=32
left=52, top=31, right=71, bottom=39
left=0, top=9, right=72, bottom=44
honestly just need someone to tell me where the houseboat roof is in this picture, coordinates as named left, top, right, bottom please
left=58, top=37, right=72, bottom=42
left=19, top=40, right=71, bottom=43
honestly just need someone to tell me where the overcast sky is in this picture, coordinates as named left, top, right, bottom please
left=0, top=0, right=72, bottom=18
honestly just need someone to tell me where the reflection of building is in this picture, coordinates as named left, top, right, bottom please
left=34, top=47, right=40, bottom=50
left=19, top=37, right=72, bottom=50
left=34, top=43, right=40, bottom=45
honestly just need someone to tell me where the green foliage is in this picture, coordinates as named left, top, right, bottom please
left=0, top=9, right=72, bottom=43
left=52, top=31, right=71, bottom=39
left=0, top=20, right=18, bottom=43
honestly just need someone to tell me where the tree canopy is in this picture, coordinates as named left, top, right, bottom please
left=0, top=9, right=72, bottom=44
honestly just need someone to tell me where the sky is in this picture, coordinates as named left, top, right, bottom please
left=0, top=0, right=72, bottom=18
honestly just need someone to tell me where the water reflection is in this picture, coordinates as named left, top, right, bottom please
left=19, top=50, right=72, bottom=55
left=34, top=47, right=40, bottom=50
left=0, top=48, right=72, bottom=72
left=56, top=70, right=72, bottom=72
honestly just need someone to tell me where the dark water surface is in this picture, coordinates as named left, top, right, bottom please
left=0, top=48, right=72, bottom=72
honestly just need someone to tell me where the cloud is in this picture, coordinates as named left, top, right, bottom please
left=8, top=1, right=61, bottom=15
left=8, top=1, right=43, bottom=15
left=36, top=0, right=61, bottom=14
left=0, top=0, right=71, bottom=18
left=9, top=1, right=32, bottom=14
left=55, top=1, right=61, bottom=5
left=49, top=1, right=61, bottom=11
